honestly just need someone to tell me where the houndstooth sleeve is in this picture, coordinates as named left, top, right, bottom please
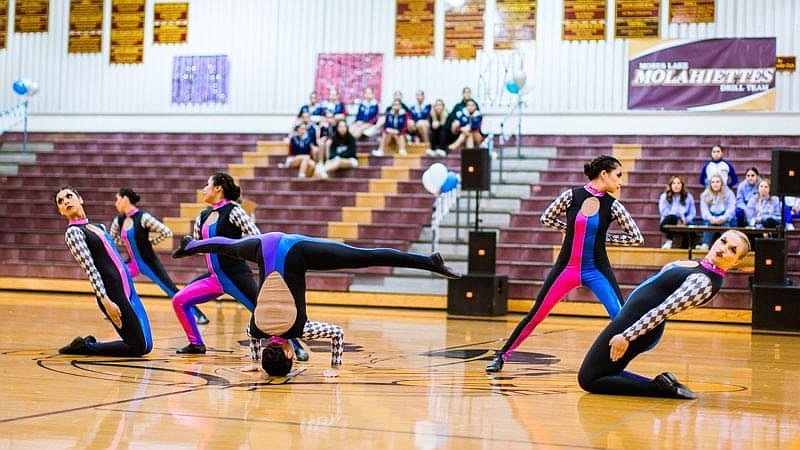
left=192, top=214, right=202, bottom=240
left=65, top=227, right=107, bottom=302
left=141, top=212, right=173, bottom=246
left=108, top=216, right=123, bottom=247
left=540, top=189, right=572, bottom=232
left=229, top=204, right=261, bottom=237
left=302, top=320, right=344, bottom=367
left=607, top=200, right=644, bottom=246
left=622, top=273, right=714, bottom=341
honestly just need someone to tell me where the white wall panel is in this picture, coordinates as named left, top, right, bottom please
left=0, top=0, right=797, bottom=134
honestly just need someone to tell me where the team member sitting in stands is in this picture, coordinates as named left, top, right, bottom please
left=578, top=230, right=750, bottom=399
left=746, top=179, right=782, bottom=230
left=658, top=176, right=696, bottom=249
left=283, top=123, right=318, bottom=178
left=448, top=99, right=483, bottom=151
left=374, top=90, right=411, bottom=131
left=426, top=99, right=450, bottom=157
left=699, top=144, right=738, bottom=190
left=316, top=111, right=337, bottom=173
left=697, top=174, right=736, bottom=250
left=445, top=86, right=480, bottom=144
left=407, top=90, right=431, bottom=147
left=350, top=87, right=380, bottom=139
left=372, top=99, right=408, bottom=156
left=54, top=186, right=153, bottom=356
left=321, top=120, right=358, bottom=178
left=735, top=167, right=761, bottom=227
left=323, top=88, right=347, bottom=121
left=298, top=91, right=325, bottom=123
left=172, top=232, right=460, bottom=377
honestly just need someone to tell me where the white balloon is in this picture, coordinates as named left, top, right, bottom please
left=512, top=71, right=527, bottom=90
left=421, top=163, right=448, bottom=195
left=25, top=81, right=39, bottom=97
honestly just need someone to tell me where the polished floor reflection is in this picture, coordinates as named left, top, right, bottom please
left=1, top=291, right=799, bottom=449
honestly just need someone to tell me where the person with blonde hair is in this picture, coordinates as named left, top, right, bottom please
left=697, top=174, right=736, bottom=250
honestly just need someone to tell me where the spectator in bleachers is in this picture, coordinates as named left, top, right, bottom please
left=446, top=87, right=480, bottom=142
left=697, top=174, right=736, bottom=250
left=316, top=111, right=337, bottom=170
left=372, top=99, right=408, bottom=157
left=735, top=167, right=761, bottom=227
left=785, top=197, right=799, bottom=231
left=448, top=99, right=483, bottom=151
left=426, top=99, right=449, bottom=157
left=324, top=88, right=347, bottom=121
left=350, top=87, right=380, bottom=139
left=283, top=122, right=318, bottom=178
left=408, top=90, right=432, bottom=148
left=699, top=144, right=738, bottom=189
left=375, top=90, right=411, bottom=131
left=658, top=176, right=696, bottom=249
left=298, top=91, right=325, bottom=123
left=746, top=179, right=782, bottom=230
left=322, top=120, right=359, bottom=178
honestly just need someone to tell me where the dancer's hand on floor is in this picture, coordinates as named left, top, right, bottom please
left=609, top=334, right=628, bottom=362
left=101, top=296, right=122, bottom=329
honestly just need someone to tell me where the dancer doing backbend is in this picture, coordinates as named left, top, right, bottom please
left=110, top=187, right=209, bottom=324
left=487, top=155, right=644, bottom=372
left=172, top=232, right=460, bottom=376
left=578, top=230, right=750, bottom=399
left=54, top=186, right=153, bottom=356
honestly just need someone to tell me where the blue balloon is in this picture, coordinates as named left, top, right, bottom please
left=12, top=80, right=28, bottom=95
left=440, top=171, right=459, bottom=193
left=505, top=79, right=519, bottom=94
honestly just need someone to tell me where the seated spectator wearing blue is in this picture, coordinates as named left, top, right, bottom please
left=735, top=167, right=761, bottom=227
left=408, top=90, right=432, bottom=148
left=375, top=90, right=411, bottom=131
left=699, top=144, right=738, bottom=190
left=350, top=87, right=380, bottom=139
left=785, top=197, right=799, bottom=232
left=323, top=88, right=347, bottom=121
left=446, top=87, right=480, bottom=143
left=283, top=122, right=318, bottom=178
left=372, top=99, right=408, bottom=156
left=658, top=176, right=696, bottom=249
left=321, top=120, right=359, bottom=178
left=448, top=99, right=483, bottom=152
left=746, top=179, right=782, bottom=230
left=298, top=91, right=326, bottom=124
left=426, top=99, right=450, bottom=158
left=698, top=174, right=737, bottom=250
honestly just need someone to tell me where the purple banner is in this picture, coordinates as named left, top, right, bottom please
left=628, top=38, right=776, bottom=111
left=172, top=55, right=229, bottom=104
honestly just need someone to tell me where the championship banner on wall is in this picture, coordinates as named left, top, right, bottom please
left=314, top=53, right=383, bottom=105
left=494, top=0, right=536, bottom=50
left=0, top=0, right=8, bottom=49
left=154, top=2, right=188, bottom=44
left=110, top=0, right=145, bottom=63
left=68, top=0, right=103, bottom=54
left=172, top=55, right=228, bottom=104
left=395, top=0, right=434, bottom=57
left=628, top=38, right=776, bottom=111
left=444, top=0, right=484, bottom=60
left=15, top=0, right=48, bottom=33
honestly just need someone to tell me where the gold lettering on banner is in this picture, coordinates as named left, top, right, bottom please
left=154, top=2, right=188, bottom=44
left=563, top=0, right=605, bottom=41
left=111, top=0, right=145, bottom=63
left=395, top=0, right=435, bottom=56
left=0, top=0, right=8, bottom=49
left=615, top=0, right=660, bottom=38
left=670, top=0, right=714, bottom=24
left=494, top=0, right=536, bottom=49
left=444, top=0, right=484, bottom=60
left=776, top=56, right=796, bottom=73
left=14, top=0, right=48, bottom=33
left=68, top=0, right=103, bottom=54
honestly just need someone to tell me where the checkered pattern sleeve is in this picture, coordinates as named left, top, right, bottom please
left=540, top=189, right=572, bottom=232
left=65, top=227, right=107, bottom=302
left=607, top=201, right=644, bottom=246
left=141, top=212, right=173, bottom=246
left=229, top=204, right=261, bottom=237
left=622, top=273, right=714, bottom=341
left=302, top=320, right=344, bottom=367
left=108, top=216, right=123, bottom=247
left=192, top=214, right=202, bottom=240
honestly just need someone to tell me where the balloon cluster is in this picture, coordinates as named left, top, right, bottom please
left=12, top=79, right=39, bottom=97
left=422, top=163, right=459, bottom=195
left=505, top=70, right=528, bottom=95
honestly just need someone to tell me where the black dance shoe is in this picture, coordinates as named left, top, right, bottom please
left=485, top=354, right=504, bottom=372
left=192, top=307, right=210, bottom=325
left=294, top=343, right=309, bottom=362
left=59, top=336, right=92, bottom=355
left=172, top=235, right=194, bottom=259
left=654, top=372, right=697, bottom=399
left=430, top=252, right=461, bottom=279
left=176, top=343, right=207, bottom=354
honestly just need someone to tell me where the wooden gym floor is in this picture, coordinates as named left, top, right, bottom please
left=1, top=290, right=799, bottom=449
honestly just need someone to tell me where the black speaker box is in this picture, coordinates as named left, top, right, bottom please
left=460, top=148, right=491, bottom=191
left=771, top=150, right=800, bottom=196
left=447, top=274, right=508, bottom=316
left=468, top=231, right=496, bottom=275
left=754, top=238, right=787, bottom=285
left=751, top=284, right=800, bottom=334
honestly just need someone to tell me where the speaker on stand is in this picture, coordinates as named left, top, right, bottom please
left=770, top=149, right=800, bottom=239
